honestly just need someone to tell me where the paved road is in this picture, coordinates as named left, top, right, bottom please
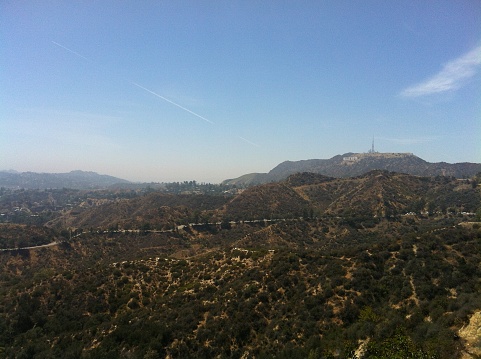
left=0, top=241, right=61, bottom=252
left=4, top=215, right=457, bottom=252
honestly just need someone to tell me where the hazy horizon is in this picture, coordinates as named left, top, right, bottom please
left=2, top=2, right=480, bottom=183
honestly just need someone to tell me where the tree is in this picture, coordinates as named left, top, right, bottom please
left=364, top=333, right=437, bottom=359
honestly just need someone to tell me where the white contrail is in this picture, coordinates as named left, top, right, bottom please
left=52, top=41, right=215, bottom=126
left=51, top=41, right=91, bottom=62
left=51, top=41, right=265, bottom=145
left=238, top=136, right=260, bottom=147
left=131, top=82, right=215, bottom=125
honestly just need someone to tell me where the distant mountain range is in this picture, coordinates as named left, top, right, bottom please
left=0, top=170, right=130, bottom=189
left=223, top=152, right=481, bottom=185
left=3, top=152, right=480, bottom=189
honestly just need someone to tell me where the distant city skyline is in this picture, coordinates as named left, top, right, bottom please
left=1, top=1, right=480, bottom=182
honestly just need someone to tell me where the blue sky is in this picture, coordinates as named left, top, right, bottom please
left=1, top=1, right=480, bottom=182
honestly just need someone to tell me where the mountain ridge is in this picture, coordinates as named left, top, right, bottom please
left=223, top=152, right=481, bottom=185
left=0, top=170, right=130, bottom=189
left=46, top=170, right=481, bottom=232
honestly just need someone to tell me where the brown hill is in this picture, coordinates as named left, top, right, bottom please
left=223, top=152, right=481, bottom=185
left=47, top=171, right=480, bottom=231
left=222, top=182, right=310, bottom=221
left=222, top=171, right=480, bottom=220
left=1, top=171, right=481, bottom=358
left=47, top=192, right=229, bottom=230
left=294, top=171, right=434, bottom=217
left=2, top=217, right=480, bottom=358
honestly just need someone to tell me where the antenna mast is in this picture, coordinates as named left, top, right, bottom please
left=369, top=137, right=376, bottom=153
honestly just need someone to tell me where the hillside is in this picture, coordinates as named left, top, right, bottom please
left=223, top=153, right=481, bottom=186
left=1, top=215, right=481, bottom=358
left=0, top=171, right=480, bottom=358
left=43, top=171, right=481, bottom=232
left=0, top=170, right=130, bottom=189
left=219, top=171, right=480, bottom=223
left=46, top=192, right=230, bottom=231
left=41, top=171, right=481, bottom=235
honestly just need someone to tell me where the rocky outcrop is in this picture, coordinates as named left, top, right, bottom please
left=459, top=311, right=481, bottom=358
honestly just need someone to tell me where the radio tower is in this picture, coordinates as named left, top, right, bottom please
left=369, top=137, right=375, bottom=153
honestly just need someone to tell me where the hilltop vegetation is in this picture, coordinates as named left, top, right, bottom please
left=0, top=171, right=480, bottom=358
left=30, top=171, right=480, bottom=232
